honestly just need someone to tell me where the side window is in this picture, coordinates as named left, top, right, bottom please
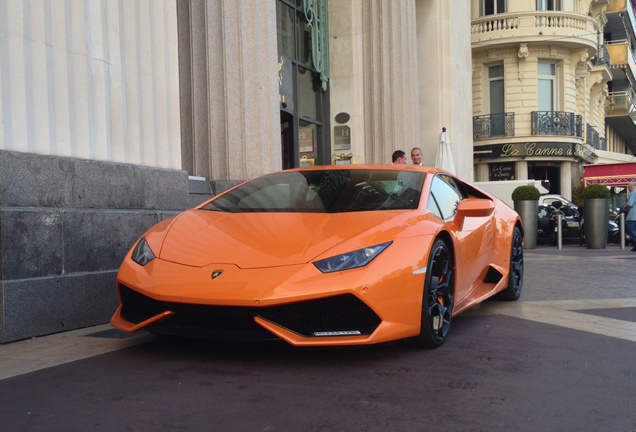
left=428, top=174, right=465, bottom=220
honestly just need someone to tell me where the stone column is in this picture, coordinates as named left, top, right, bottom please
left=178, top=0, right=281, bottom=183
left=361, top=0, right=421, bottom=164
left=416, top=0, right=473, bottom=180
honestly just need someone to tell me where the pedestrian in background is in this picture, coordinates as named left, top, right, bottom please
left=392, top=150, right=407, bottom=164
left=623, top=182, right=636, bottom=251
left=410, top=147, right=423, bottom=165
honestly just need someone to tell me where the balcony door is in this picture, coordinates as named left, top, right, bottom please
left=480, top=0, right=506, bottom=16
left=537, top=0, right=561, bottom=11
left=489, top=64, right=505, bottom=136
left=538, top=62, right=557, bottom=112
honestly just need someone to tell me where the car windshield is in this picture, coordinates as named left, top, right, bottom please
left=202, top=169, right=425, bottom=213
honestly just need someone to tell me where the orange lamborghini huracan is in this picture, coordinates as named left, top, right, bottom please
left=111, top=165, right=524, bottom=348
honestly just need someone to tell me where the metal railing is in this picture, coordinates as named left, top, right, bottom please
left=586, top=123, right=600, bottom=148
left=591, top=45, right=610, bottom=67
left=531, top=111, right=583, bottom=137
left=473, top=113, right=515, bottom=140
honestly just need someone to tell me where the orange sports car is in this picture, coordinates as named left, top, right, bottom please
left=111, top=165, right=523, bottom=348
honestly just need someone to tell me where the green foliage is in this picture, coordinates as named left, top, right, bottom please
left=511, top=185, right=541, bottom=201
left=580, top=184, right=610, bottom=200
left=571, top=184, right=584, bottom=206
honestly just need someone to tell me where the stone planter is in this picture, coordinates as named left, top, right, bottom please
left=514, top=200, right=538, bottom=249
left=584, top=198, right=609, bottom=249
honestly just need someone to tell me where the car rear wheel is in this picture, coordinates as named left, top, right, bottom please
left=495, top=226, right=523, bottom=301
left=411, top=239, right=454, bottom=348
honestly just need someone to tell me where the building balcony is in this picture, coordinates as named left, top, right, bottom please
left=531, top=111, right=583, bottom=138
left=605, top=40, right=636, bottom=76
left=606, top=91, right=636, bottom=120
left=471, top=11, right=598, bottom=51
left=605, top=93, right=636, bottom=155
left=473, top=113, right=515, bottom=140
left=592, top=45, right=610, bottom=67
left=607, top=0, right=635, bottom=16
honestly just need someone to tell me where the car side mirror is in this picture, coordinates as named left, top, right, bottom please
left=453, top=198, right=495, bottom=230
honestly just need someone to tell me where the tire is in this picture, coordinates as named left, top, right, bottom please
left=495, top=226, right=523, bottom=301
left=410, top=239, right=454, bottom=349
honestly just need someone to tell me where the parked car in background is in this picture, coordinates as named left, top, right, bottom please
left=540, top=194, right=579, bottom=217
left=537, top=201, right=580, bottom=244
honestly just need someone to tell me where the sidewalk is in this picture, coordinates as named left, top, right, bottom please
left=0, top=324, right=153, bottom=380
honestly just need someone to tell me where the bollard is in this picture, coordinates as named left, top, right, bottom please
left=556, top=214, right=562, bottom=249
left=620, top=212, right=625, bottom=250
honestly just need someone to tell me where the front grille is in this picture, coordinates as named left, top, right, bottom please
left=259, top=294, right=381, bottom=336
left=118, top=285, right=381, bottom=340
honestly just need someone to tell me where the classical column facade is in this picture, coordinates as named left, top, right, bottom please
left=360, top=0, right=421, bottom=165
left=416, top=0, right=473, bottom=180
left=0, top=0, right=186, bottom=343
left=177, top=0, right=281, bottom=186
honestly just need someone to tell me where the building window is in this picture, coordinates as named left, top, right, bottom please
left=488, top=64, right=505, bottom=135
left=538, top=62, right=557, bottom=111
left=537, top=0, right=561, bottom=11
left=480, top=0, right=506, bottom=16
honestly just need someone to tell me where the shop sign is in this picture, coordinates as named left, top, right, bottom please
left=489, top=162, right=515, bottom=180
left=474, top=142, right=595, bottom=163
left=334, top=126, right=351, bottom=150
left=299, top=127, right=314, bottom=153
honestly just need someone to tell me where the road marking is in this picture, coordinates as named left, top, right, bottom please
left=466, top=298, right=636, bottom=343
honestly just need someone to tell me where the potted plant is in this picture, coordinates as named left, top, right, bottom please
left=580, top=184, right=610, bottom=249
left=511, top=185, right=541, bottom=249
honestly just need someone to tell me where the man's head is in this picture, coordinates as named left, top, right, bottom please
left=410, top=147, right=422, bottom=165
left=392, top=150, right=407, bottom=164
left=628, top=182, right=636, bottom=192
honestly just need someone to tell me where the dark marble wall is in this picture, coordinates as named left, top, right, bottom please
left=0, top=150, right=190, bottom=343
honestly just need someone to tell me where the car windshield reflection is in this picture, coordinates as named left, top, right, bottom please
left=202, top=170, right=426, bottom=213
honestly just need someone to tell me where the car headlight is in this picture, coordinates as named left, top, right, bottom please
left=131, top=237, right=155, bottom=266
left=313, top=242, right=392, bottom=273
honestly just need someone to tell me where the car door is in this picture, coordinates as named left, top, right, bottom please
left=427, top=174, right=494, bottom=303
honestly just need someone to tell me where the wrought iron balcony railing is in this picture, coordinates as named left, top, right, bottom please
left=586, top=123, right=600, bottom=148
left=591, top=45, right=610, bottom=67
left=531, top=111, right=583, bottom=138
left=473, top=113, right=515, bottom=140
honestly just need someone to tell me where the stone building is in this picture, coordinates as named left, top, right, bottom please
left=471, top=0, right=635, bottom=199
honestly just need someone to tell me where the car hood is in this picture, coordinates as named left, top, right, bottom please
left=157, top=209, right=405, bottom=268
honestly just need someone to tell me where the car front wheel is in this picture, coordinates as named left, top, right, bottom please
left=411, top=239, right=454, bottom=349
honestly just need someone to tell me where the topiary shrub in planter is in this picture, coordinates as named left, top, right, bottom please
left=581, top=184, right=610, bottom=249
left=511, top=185, right=540, bottom=249
left=511, top=185, right=541, bottom=201
left=580, top=184, right=611, bottom=200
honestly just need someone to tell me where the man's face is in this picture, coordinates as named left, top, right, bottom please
left=410, top=149, right=422, bottom=165
left=397, top=155, right=407, bottom=164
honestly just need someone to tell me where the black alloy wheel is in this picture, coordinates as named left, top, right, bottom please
left=411, top=239, right=454, bottom=348
left=495, top=226, right=523, bottom=301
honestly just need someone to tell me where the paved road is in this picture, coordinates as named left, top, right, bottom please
left=1, top=244, right=635, bottom=432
